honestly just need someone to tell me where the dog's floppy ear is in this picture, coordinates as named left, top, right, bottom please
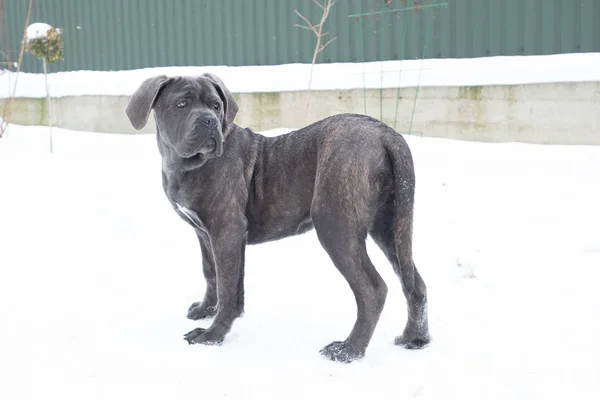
left=126, top=75, right=171, bottom=130
left=201, top=73, right=238, bottom=125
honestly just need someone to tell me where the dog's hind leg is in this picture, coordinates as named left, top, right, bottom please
left=393, top=213, right=430, bottom=349
left=187, top=233, right=218, bottom=320
left=312, top=209, right=388, bottom=363
left=371, top=207, right=430, bottom=349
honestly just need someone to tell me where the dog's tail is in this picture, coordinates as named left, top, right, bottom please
left=383, top=132, right=419, bottom=274
left=384, top=133, right=416, bottom=228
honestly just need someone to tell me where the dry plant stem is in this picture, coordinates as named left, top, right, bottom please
left=1, top=0, right=33, bottom=138
left=0, top=0, right=10, bottom=69
left=42, top=57, right=53, bottom=153
left=0, top=0, right=11, bottom=137
left=293, top=0, right=337, bottom=120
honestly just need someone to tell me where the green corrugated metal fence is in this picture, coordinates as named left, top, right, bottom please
left=2, top=0, right=599, bottom=73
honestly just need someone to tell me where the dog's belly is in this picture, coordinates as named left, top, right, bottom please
left=246, top=133, right=318, bottom=244
left=247, top=220, right=314, bottom=244
left=246, top=210, right=313, bottom=244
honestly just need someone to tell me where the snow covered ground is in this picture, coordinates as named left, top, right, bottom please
left=1, top=123, right=599, bottom=400
left=2, top=52, right=600, bottom=98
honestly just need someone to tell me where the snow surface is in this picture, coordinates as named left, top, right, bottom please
left=1, top=124, right=599, bottom=400
left=2, top=52, right=600, bottom=98
left=25, top=22, right=53, bottom=41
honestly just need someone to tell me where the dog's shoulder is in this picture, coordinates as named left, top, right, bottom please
left=222, top=125, right=263, bottom=182
left=226, top=125, right=262, bottom=155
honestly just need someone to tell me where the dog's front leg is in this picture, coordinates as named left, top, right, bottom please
left=184, top=226, right=247, bottom=346
left=187, top=232, right=218, bottom=320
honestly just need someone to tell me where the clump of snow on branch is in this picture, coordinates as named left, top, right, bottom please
left=26, top=22, right=52, bottom=40
left=25, top=22, right=64, bottom=63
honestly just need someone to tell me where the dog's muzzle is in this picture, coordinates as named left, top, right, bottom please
left=177, top=132, right=223, bottom=159
left=198, top=137, right=218, bottom=155
left=177, top=115, right=224, bottom=159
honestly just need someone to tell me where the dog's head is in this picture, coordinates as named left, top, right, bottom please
left=126, top=73, right=238, bottom=163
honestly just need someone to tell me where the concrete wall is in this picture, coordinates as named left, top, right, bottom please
left=2, top=81, right=599, bottom=145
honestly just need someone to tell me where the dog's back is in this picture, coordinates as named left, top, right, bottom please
left=245, top=113, right=414, bottom=245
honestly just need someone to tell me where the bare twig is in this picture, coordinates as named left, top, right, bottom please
left=293, top=23, right=316, bottom=32
left=1, top=0, right=34, bottom=138
left=293, top=0, right=337, bottom=119
left=312, top=0, right=326, bottom=11
left=319, top=37, right=337, bottom=52
left=42, top=57, right=53, bottom=153
left=293, top=9, right=314, bottom=28
left=0, top=0, right=11, bottom=70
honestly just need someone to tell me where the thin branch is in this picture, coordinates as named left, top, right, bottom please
left=292, top=0, right=337, bottom=122
left=318, top=37, right=337, bottom=53
left=0, top=0, right=10, bottom=71
left=1, top=0, right=34, bottom=137
left=293, top=9, right=314, bottom=29
left=312, top=0, right=325, bottom=11
left=321, top=0, right=338, bottom=18
left=293, top=23, right=318, bottom=33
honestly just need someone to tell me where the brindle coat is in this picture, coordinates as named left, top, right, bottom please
left=125, top=74, right=430, bottom=362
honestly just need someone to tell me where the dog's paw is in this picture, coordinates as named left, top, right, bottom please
left=319, top=341, right=365, bottom=363
left=394, top=333, right=431, bottom=350
left=183, top=328, right=223, bottom=346
left=187, top=302, right=217, bottom=320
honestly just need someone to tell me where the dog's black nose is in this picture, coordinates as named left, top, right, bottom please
left=200, top=116, right=218, bottom=129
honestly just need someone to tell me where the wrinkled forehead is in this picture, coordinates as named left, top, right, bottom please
left=158, top=76, right=216, bottom=103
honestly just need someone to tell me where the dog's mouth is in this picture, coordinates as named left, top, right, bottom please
left=180, top=138, right=221, bottom=167
left=198, top=138, right=217, bottom=154
left=180, top=150, right=207, bottom=172
left=185, top=152, right=203, bottom=162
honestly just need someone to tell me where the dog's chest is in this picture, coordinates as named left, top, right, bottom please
left=163, top=172, right=208, bottom=233
left=174, top=202, right=206, bottom=232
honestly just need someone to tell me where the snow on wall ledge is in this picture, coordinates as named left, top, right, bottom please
left=2, top=53, right=600, bottom=98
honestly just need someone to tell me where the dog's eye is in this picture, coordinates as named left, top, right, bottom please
left=213, top=102, right=220, bottom=111
left=176, top=100, right=187, bottom=109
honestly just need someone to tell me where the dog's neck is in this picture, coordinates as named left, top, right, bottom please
left=158, top=123, right=261, bottom=211
left=156, top=132, right=198, bottom=204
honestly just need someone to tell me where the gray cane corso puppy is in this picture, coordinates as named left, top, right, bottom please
left=125, top=73, right=430, bottom=362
